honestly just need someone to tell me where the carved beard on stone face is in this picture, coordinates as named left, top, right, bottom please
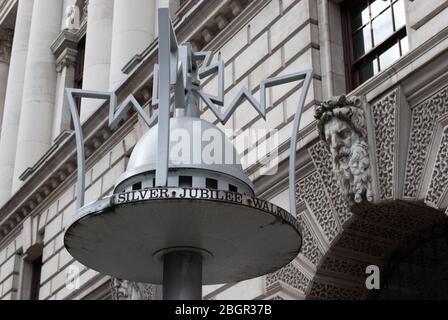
left=111, top=278, right=130, bottom=300
left=324, top=118, right=363, bottom=201
left=111, top=279, right=144, bottom=300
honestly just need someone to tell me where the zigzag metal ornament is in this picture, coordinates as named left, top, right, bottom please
left=66, top=7, right=312, bottom=218
left=65, top=88, right=159, bottom=211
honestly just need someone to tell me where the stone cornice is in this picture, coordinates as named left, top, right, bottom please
left=51, top=29, right=80, bottom=59
left=55, top=48, right=78, bottom=73
left=51, top=23, right=87, bottom=73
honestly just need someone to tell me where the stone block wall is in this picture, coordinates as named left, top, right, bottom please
left=200, top=0, right=321, bottom=181
left=407, top=0, right=448, bottom=49
left=0, top=125, right=139, bottom=300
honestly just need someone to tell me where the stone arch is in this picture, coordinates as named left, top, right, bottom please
left=307, top=201, right=448, bottom=299
left=266, top=84, right=448, bottom=300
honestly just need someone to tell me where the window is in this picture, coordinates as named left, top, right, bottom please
left=342, top=0, right=409, bottom=89
left=19, top=249, right=43, bottom=300
left=74, top=35, right=85, bottom=90
left=29, top=255, right=42, bottom=300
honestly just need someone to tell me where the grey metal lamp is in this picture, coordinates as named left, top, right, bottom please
left=64, top=8, right=312, bottom=300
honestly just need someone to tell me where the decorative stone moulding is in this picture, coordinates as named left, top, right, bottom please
left=315, top=95, right=373, bottom=204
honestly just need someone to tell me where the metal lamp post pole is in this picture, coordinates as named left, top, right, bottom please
left=163, top=251, right=203, bottom=300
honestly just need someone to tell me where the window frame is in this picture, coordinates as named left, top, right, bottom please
left=341, top=0, right=408, bottom=90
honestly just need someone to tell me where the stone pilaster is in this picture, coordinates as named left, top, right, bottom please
left=0, top=0, right=34, bottom=206
left=109, top=0, right=155, bottom=89
left=51, top=30, right=79, bottom=139
left=80, top=0, right=114, bottom=122
left=13, top=0, right=64, bottom=192
left=0, top=26, right=13, bottom=132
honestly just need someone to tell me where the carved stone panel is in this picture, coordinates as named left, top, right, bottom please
left=308, top=281, right=362, bottom=300
left=309, top=141, right=352, bottom=226
left=266, top=262, right=311, bottom=294
left=348, top=218, right=405, bottom=242
left=426, top=126, right=448, bottom=208
left=297, top=212, right=323, bottom=265
left=320, top=255, right=367, bottom=280
left=371, top=89, right=398, bottom=200
left=297, top=172, right=340, bottom=243
left=353, top=201, right=440, bottom=231
left=335, top=233, right=388, bottom=258
left=404, top=86, right=448, bottom=198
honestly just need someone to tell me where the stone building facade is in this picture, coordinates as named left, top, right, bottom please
left=0, top=0, right=447, bottom=300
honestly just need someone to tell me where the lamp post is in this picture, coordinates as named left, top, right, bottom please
left=64, top=8, right=312, bottom=300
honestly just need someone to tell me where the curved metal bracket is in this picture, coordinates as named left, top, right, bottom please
left=287, top=71, right=313, bottom=218
left=65, top=88, right=158, bottom=211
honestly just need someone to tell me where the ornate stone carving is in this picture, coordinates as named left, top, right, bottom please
left=335, top=232, right=388, bottom=258
left=354, top=201, right=442, bottom=231
left=426, top=126, right=448, bottom=208
left=110, top=278, right=156, bottom=300
left=297, top=212, right=323, bottom=265
left=404, top=86, right=448, bottom=198
left=297, top=172, right=340, bottom=243
left=315, top=95, right=373, bottom=204
left=309, top=202, right=447, bottom=300
left=64, top=4, right=81, bottom=30
left=266, top=262, right=310, bottom=294
left=320, top=255, right=367, bottom=280
left=308, top=281, right=361, bottom=300
left=309, top=141, right=352, bottom=226
left=371, top=89, right=398, bottom=200
left=348, top=218, right=405, bottom=241
left=56, top=53, right=78, bottom=73
left=51, top=29, right=79, bottom=73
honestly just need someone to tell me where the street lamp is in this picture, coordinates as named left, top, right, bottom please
left=64, top=8, right=312, bottom=300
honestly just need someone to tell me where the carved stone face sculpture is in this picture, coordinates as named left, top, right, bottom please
left=323, top=118, right=360, bottom=167
left=315, top=95, right=373, bottom=204
left=110, top=278, right=143, bottom=300
left=110, top=278, right=130, bottom=300
left=110, top=278, right=155, bottom=300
